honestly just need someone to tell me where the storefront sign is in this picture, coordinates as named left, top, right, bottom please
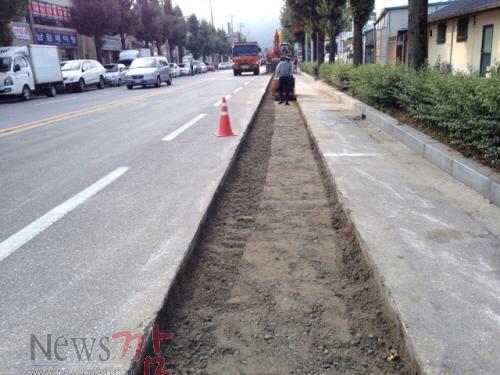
left=12, top=25, right=31, bottom=40
left=34, top=28, right=78, bottom=47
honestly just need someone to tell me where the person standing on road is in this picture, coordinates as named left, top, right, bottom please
left=275, top=56, right=293, bottom=105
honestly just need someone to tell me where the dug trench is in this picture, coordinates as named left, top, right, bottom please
left=133, top=85, right=411, bottom=374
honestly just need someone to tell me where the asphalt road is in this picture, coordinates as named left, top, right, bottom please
left=0, top=68, right=269, bottom=373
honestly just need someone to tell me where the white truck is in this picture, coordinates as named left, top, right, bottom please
left=0, top=45, right=63, bottom=101
left=118, top=48, right=152, bottom=66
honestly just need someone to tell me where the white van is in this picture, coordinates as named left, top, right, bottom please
left=118, top=48, right=152, bottom=67
left=0, top=45, right=63, bottom=101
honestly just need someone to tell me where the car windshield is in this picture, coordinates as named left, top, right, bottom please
left=0, top=57, right=11, bottom=73
left=233, top=45, right=258, bottom=56
left=105, top=65, right=118, bottom=72
left=61, top=61, right=82, bottom=71
left=130, top=58, right=156, bottom=69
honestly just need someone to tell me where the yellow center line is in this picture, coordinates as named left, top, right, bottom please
left=0, top=78, right=217, bottom=138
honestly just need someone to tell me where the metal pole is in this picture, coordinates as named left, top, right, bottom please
left=210, top=0, right=214, bottom=26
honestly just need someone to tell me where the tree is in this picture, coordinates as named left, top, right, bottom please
left=170, top=6, right=187, bottom=61
left=214, top=28, right=231, bottom=60
left=350, top=0, right=374, bottom=65
left=408, top=0, right=428, bottom=69
left=186, top=14, right=203, bottom=59
left=133, top=0, right=166, bottom=54
left=71, top=0, right=119, bottom=62
left=280, top=2, right=306, bottom=59
left=318, top=0, right=347, bottom=63
left=0, top=0, right=28, bottom=45
left=116, top=0, right=133, bottom=49
left=287, top=0, right=325, bottom=63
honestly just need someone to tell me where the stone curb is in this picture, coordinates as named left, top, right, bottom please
left=311, top=76, right=500, bottom=207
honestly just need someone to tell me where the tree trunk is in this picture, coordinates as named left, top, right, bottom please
left=94, top=35, right=103, bottom=63
left=408, top=0, right=428, bottom=69
left=300, top=33, right=305, bottom=62
left=311, top=33, right=317, bottom=62
left=120, top=32, right=126, bottom=50
left=353, top=20, right=363, bottom=66
left=317, top=32, right=325, bottom=65
left=156, top=40, right=163, bottom=55
left=329, top=38, right=336, bottom=63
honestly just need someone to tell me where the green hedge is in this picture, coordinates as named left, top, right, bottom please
left=301, top=62, right=500, bottom=164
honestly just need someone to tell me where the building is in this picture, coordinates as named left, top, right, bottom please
left=374, top=2, right=452, bottom=65
left=363, top=27, right=375, bottom=63
left=8, top=0, right=123, bottom=63
left=428, top=0, right=500, bottom=75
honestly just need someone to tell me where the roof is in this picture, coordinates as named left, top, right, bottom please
left=375, top=2, right=453, bottom=25
left=429, top=0, right=500, bottom=22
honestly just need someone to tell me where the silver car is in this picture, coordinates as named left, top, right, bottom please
left=104, top=63, right=127, bottom=86
left=125, top=56, right=172, bottom=89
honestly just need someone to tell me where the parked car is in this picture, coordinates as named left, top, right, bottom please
left=61, top=59, right=106, bottom=92
left=218, top=61, right=233, bottom=70
left=104, top=63, right=127, bottom=86
left=125, top=56, right=172, bottom=89
left=169, top=63, right=181, bottom=77
left=200, top=62, right=208, bottom=73
left=0, top=45, right=63, bottom=101
left=192, top=60, right=202, bottom=74
left=206, top=63, right=216, bottom=72
left=178, top=63, right=192, bottom=76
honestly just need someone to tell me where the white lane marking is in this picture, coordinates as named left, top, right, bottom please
left=233, top=87, right=242, bottom=94
left=244, top=81, right=250, bottom=86
left=162, top=113, right=207, bottom=141
left=212, top=95, right=231, bottom=107
left=324, top=153, right=381, bottom=158
left=0, top=167, right=130, bottom=263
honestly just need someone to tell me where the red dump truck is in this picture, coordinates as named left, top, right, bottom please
left=232, top=42, right=261, bottom=76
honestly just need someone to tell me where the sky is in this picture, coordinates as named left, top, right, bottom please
left=174, top=0, right=408, bottom=48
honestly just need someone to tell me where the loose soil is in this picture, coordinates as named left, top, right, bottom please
left=146, top=87, right=410, bottom=374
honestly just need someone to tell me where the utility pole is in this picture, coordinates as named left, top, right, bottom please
left=209, top=0, right=214, bottom=26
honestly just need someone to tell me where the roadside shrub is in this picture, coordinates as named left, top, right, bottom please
left=300, top=62, right=319, bottom=76
left=301, top=62, right=500, bottom=165
left=349, top=64, right=407, bottom=109
left=319, top=62, right=353, bottom=90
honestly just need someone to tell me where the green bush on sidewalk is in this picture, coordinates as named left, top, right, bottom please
left=300, top=62, right=500, bottom=164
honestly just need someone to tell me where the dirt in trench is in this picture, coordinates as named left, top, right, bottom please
left=148, top=87, right=410, bottom=374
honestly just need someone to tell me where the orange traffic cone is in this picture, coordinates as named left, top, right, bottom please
left=215, top=97, right=236, bottom=137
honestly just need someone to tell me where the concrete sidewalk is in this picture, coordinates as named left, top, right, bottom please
left=296, top=73, right=500, bottom=374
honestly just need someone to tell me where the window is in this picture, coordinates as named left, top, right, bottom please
left=437, top=23, right=447, bottom=44
left=29, top=0, right=72, bottom=28
left=457, top=18, right=468, bottom=42
left=83, top=62, right=92, bottom=71
left=14, top=57, right=28, bottom=68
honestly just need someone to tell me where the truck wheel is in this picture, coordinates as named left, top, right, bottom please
left=47, top=84, right=57, bottom=97
left=155, top=76, right=161, bottom=87
left=233, top=70, right=238, bottom=76
left=78, top=79, right=86, bottom=93
left=253, top=68, right=259, bottom=75
left=97, top=76, right=105, bottom=89
left=127, top=85, right=133, bottom=90
left=20, top=85, right=31, bottom=101
left=167, top=74, right=172, bottom=86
